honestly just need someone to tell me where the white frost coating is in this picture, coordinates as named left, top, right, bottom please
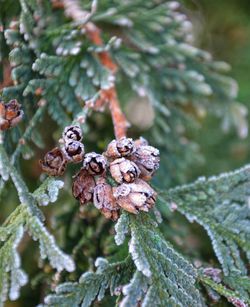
left=48, top=180, right=64, bottom=203
left=79, top=271, right=93, bottom=284
left=228, top=78, right=238, bottom=99
left=36, top=193, right=50, bottom=206
left=175, top=13, right=187, bottom=23
left=197, top=83, right=213, bottom=96
left=115, top=213, right=129, bottom=246
left=9, top=269, right=28, bottom=301
left=166, top=1, right=180, bottom=10
left=27, top=215, right=75, bottom=272
left=178, top=208, right=229, bottom=276
left=70, top=46, right=81, bottom=55
left=95, top=257, right=108, bottom=269
left=115, top=18, right=133, bottom=27
left=129, top=231, right=151, bottom=277
left=9, top=226, right=24, bottom=271
left=187, top=71, right=204, bottom=82
left=153, top=207, right=163, bottom=224
left=0, top=154, right=9, bottom=181
left=120, top=271, right=149, bottom=307
left=56, top=46, right=63, bottom=55
left=34, top=178, right=64, bottom=206
left=170, top=164, right=250, bottom=194
left=1, top=226, right=29, bottom=302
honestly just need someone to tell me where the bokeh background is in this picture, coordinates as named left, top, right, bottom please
left=185, top=0, right=250, bottom=178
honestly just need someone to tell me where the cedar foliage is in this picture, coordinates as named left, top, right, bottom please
left=0, top=0, right=249, bottom=306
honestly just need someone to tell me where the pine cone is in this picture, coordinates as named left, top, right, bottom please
left=72, top=169, right=96, bottom=205
left=40, top=147, right=67, bottom=176
left=0, top=99, right=24, bottom=131
left=106, top=137, right=135, bottom=159
left=110, top=157, right=140, bottom=183
left=130, top=145, right=160, bottom=181
left=113, top=179, right=157, bottom=214
left=63, top=125, right=82, bottom=142
left=83, top=152, right=107, bottom=175
left=93, top=178, right=120, bottom=221
left=62, top=140, right=85, bottom=163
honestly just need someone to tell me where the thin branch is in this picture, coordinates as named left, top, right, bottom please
left=61, top=0, right=128, bottom=139
left=99, top=87, right=128, bottom=139
left=0, top=61, right=13, bottom=90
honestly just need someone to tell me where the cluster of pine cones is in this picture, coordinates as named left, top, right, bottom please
left=40, top=125, right=160, bottom=220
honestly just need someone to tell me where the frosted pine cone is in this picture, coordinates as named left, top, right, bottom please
left=62, top=141, right=85, bottom=163
left=93, top=178, right=120, bottom=221
left=130, top=145, right=160, bottom=181
left=106, top=137, right=135, bottom=159
left=72, top=169, right=96, bottom=205
left=83, top=152, right=107, bottom=175
left=63, top=125, right=82, bottom=142
left=40, top=147, right=67, bottom=176
left=110, top=158, right=140, bottom=183
left=0, top=99, right=24, bottom=131
left=113, top=179, right=157, bottom=214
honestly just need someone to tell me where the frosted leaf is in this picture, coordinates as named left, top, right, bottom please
left=33, top=178, right=64, bottom=206
left=0, top=225, right=27, bottom=304
left=26, top=213, right=75, bottom=272
left=114, top=18, right=133, bottom=27
left=166, top=1, right=180, bottom=10
left=48, top=180, right=64, bottom=202
left=95, top=257, right=109, bottom=270
left=9, top=269, right=28, bottom=301
left=127, top=214, right=204, bottom=306
left=165, top=164, right=250, bottom=277
left=187, top=70, right=205, bottom=82
left=153, top=207, right=163, bottom=224
left=129, top=228, right=151, bottom=277
left=70, top=47, right=81, bottom=55
left=115, top=212, right=129, bottom=245
left=44, top=257, right=133, bottom=306
left=0, top=146, right=9, bottom=181
left=121, top=271, right=148, bottom=307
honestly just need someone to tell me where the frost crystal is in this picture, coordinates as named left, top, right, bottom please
left=33, top=178, right=64, bottom=206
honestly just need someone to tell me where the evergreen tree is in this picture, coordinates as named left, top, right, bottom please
left=0, top=0, right=249, bottom=306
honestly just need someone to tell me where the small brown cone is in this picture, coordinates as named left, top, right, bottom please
left=40, top=147, right=67, bottom=176
left=72, top=169, right=96, bottom=205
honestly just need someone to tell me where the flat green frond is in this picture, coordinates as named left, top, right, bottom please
left=0, top=225, right=28, bottom=306
left=162, top=164, right=250, bottom=276
left=33, top=177, right=64, bottom=206
left=44, top=257, right=134, bottom=307
left=128, top=214, right=205, bottom=306
left=160, top=165, right=250, bottom=302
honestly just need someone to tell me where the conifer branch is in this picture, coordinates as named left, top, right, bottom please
left=62, top=0, right=128, bottom=139
left=200, top=274, right=250, bottom=306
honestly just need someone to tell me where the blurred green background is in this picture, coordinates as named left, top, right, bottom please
left=186, top=0, right=250, bottom=178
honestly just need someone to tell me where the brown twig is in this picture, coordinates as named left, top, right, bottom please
left=0, top=61, right=13, bottom=90
left=61, top=0, right=128, bottom=139
left=99, top=87, right=128, bottom=139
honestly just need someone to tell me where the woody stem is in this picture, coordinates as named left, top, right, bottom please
left=61, top=0, right=128, bottom=139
